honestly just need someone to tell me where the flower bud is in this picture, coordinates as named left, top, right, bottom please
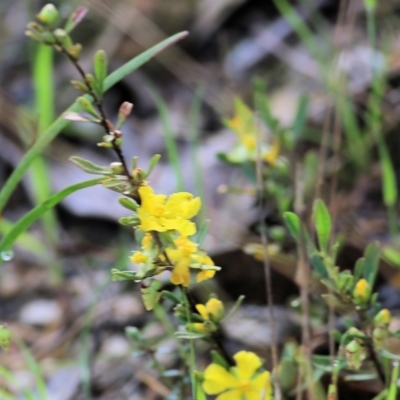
left=345, top=339, right=366, bottom=370
left=0, top=326, right=11, bottom=351
left=37, top=4, right=59, bottom=26
left=68, top=43, right=82, bottom=60
left=206, top=298, right=224, bottom=323
left=110, top=162, right=124, bottom=175
left=374, top=309, right=391, bottom=327
left=353, top=279, right=371, bottom=306
left=187, top=323, right=207, bottom=334
left=373, top=326, right=389, bottom=349
left=133, top=168, right=145, bottom=184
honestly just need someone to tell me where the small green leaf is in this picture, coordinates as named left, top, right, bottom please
left=174, top=332, right=207, bottom=340
left=93, top=50, right=108, bottom=99
left=0, top=178, right=102, bottom=256
left=363, top=241, right=380, bottom=287
left=311, top=254, right=330, bottom=280
left=141, top=279, right=162, bottom=311
left=70, top=156, right=111, bottom=175
left=353, top=258, right=365, bottom=283
left=312, top=199, right=331, bottom=253
left=195, top=378, right=207, bottom=400
left=382, top=247, right=400, bottom=267
left=145, top=154, right=161, bottom=178
left=283, top=212, right=301, bottom=241
left=193, top=219, right=210, bottom=246
left=118, top=197, right=139, bottom=211
left=379, top=143, right=397, bottom=208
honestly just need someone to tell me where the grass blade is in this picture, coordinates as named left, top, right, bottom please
left=0, top=178, right=102, bottom=256
left=0, top=32, right=188, bottom=213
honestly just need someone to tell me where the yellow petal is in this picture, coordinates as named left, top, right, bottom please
left=195, top=304, right=209, bottom=320
left=245, top=390, right=263, bottom=400
left=206, top=298, right=224, bottom=321
left=216, top=389, right=243, bottom=400
left=182, top=196, right=201, bottom=219
left=197, top=270, right=216, bottom=282
left=263, top=140, right=280, bottom=165
left=203, top=364, right=238, bottom=394
left=170, top=261, right=190, bottom=287
left=251, top=371, right=271, bottom=390
left=234, top=351, right=262, bottom=381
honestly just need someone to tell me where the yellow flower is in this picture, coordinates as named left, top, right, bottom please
left=191, top=253, right=216, bottom=282
left=166, top=237, right=217, bottom=287
left=353, top=279, right=371, bottom=306
left=167, top=236, right=198, bottom=287
left=196, top=298, right=224, bottom=323
left=138, top=185, right=201, bottom=236
left=131, top=252, right=148, bottom=264
left=225, top=98, right=281, bottom=165
left=203, top=351, right=272, bottom=400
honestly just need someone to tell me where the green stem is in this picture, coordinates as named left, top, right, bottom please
left=182, top=287, right=196, bottom=399
left=388, top=361, right=399, bottom=400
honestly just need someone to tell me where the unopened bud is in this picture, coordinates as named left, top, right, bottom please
left=374, top=309, right=391, bottom=327
left=37, top=4, right=59, bottom=26
left=373, top=326, right=389, bottom=349
left=133, top=168, right=145, bottom=184
left=345, top=339, right=366, bottom=370
left=187, top=323, right=207, bottom=334
left=110, top=162, right=124, bottom=174
left=353, top=279, right=371, bottom=306
left=68, top=43, right=82, bottom=60
left=206, top=298, right=224, bottom=323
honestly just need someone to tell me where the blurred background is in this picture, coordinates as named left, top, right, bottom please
left=1, top=0, right=400, bottom=399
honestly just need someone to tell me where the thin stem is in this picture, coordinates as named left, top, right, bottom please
left=357, top=308, right=386, bottom=384
left=55, top=40, right=133, bottom=184
left=255, top=118, right=281, bottom=399
left=181, top=287, right=197, bottom=400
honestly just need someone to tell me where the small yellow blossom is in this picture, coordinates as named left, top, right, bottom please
left=196, top=298, right=224, bottom=323
left=166, top=237, right=216, bottom=287
left=203, top=351, right=272, bottom=400
left=141, top=232, right=153, bottom=250
left=137, top=186, right=201, bottom=236
left=374, top=309, right=391, bottom=327
left=225, top=98, right=280, bottom=165
left=167, top=236, right=198, bottom=287
left=353, top=279, right=371, bottom=306
left=131, top=252, right=148, bottom=264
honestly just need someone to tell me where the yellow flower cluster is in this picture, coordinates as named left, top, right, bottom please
left=188, top=298, right=224, bottom=333
left=138, top=185, right=201, bottom=236
left=225, top=98, right=280, bottom=165
left=131, top=184, right=218, bottom=287
left=203, top=351, right=272, bottom=400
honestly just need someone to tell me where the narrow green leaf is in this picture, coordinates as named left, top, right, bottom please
left=0, top=218, right=47, bottom=257
left=93, top=50, right=107, bottom=98
left=145, top=154, right=161, bottom=178
left=193, top=219, right=210, bottom=247
left=379, top=143, right=397, bottom=207
left=0, top=178, right=102, bottom=255
left=0, top=32, right=188, bottom=213
left=311, top=254, right=330, bottom=280
left=118, top=197, right=139, bottom=212
left=69, top=156, right=112, bottom=175
left=312, top=199, right=331, bottom=253
left=283, top=212, right=301, bottom=241
left=292, top=95, right=309, bottom=142
left=362, top=241, right=380, bottom=287
left=353, top=258, right=365, bottom=283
